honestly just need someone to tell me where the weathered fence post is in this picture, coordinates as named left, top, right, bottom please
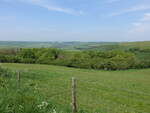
left=17, top=71, right=20, bottom=88
left=72, top=77, right=77, bottom=113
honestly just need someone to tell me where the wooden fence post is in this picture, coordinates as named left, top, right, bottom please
left=72, top=77, right=77, bottom=113
left=17, top=71, right=20, bottom=88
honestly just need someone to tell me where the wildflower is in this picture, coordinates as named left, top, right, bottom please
left=37, top=104, right=43, bottom=109
left=53, top=109, right=57, bottom=113
left=37, top=101, right=49, bottom=109
left=19, top=105, right=24, bottom=111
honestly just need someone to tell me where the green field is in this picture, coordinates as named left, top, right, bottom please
left=1, top=63, right=150, bottom=113
left=119, top=41, right=150, bottom=49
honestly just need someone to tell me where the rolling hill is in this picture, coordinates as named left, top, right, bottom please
left=1, top=63, right=150, bottom=113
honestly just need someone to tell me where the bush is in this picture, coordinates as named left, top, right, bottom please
left=0, top=48, right=150, bottom=70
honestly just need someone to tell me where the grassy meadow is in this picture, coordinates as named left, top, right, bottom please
left=1, top=63, right=150, bottom=113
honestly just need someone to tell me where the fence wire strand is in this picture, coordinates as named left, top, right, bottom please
left=77, top=79, right=150, bottom=96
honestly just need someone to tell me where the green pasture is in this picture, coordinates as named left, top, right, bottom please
left=1, top=63, right=150, bottom=113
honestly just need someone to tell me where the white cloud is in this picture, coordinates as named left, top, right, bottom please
left=126, top=13, right=150, bottom=41
left=44, top=5, right=84, bottom=16
left=140, top=13, right=150, bottom=21
left=131, top=23, right=150, bottom=33
left=111, top=5, right=150, bottom=16
left=3, top=0, right=83, bottom=16
left=130, top=13, right=150, bottom=34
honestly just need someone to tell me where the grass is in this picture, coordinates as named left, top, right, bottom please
left=1, top=63, right=150, bottom=113
left=120, top=41, right=150, bottom=49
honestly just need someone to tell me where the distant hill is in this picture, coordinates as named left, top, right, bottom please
left=0, top=41, right=149, bottom=50
left=0, top=41, right=116, bottom=50
left=119, top=41, right=150, bottom=49
left=73, top=41, right=150, bottom=51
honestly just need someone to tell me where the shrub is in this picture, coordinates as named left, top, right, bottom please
left=0, top=48, right=150, bottom=70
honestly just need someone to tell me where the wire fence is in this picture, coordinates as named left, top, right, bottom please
left=77, top=79, right=149, bottom=113
left=4, top=70, right=149, bottom=113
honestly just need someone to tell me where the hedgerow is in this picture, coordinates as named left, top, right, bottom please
left=0, top=48, right=150, bottom=70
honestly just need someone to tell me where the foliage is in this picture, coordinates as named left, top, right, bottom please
left=0, top=47, right=150, bottom=70
left=0, top=67, right=73, bottom=113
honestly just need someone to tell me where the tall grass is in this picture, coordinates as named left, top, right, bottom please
left=1, top=63, right=150, bottom=113
left=0, top=67, right=81, bottom=113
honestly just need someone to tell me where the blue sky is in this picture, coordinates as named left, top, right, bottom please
left=0, top=0, right=150, bottom=42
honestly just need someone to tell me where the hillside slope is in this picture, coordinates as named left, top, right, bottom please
left=120, top=41, right=150, bottom=49
left=1, top=63, right=150, bottom=113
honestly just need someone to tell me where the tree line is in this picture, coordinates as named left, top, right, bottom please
left=0, top=48, right=150, bottom=70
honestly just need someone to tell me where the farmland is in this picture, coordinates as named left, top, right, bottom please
left=1, top=0, right=150, bottom=113
left=0, top=41, right=150, bottom=50
left=1, top=63, right=150, bottom=113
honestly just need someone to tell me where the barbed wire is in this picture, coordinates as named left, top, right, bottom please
left=77, top=79, right=150, bottom=97
left=5, top=70, right=149, bottom=113
left=48, top=90, right=70, bottom=99
left=76, top=86, right=150, bottom=105
left=79, top=102, right=148, bottom=113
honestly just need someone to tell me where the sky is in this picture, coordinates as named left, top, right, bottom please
left=0, top=0, right=150, bottom=42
